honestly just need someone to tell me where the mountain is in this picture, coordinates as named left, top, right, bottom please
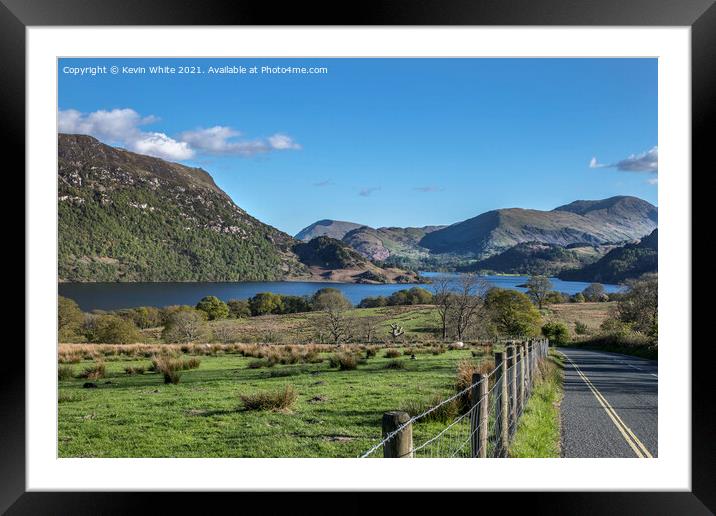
left=459, top=241, right=610, bottom=276
left=295, top=220, right=366, bottom=242
left=58, top=134, right=416, bottom=284
left=292, top=236, right=421, bottom=284
left=295, top=220, right=445, bottom=262
left=558, top=229, right=658, bottom=283
left=419, top=196, right=657, bottom=258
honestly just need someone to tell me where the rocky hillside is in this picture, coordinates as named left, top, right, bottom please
left=58, top=134, right=415, bottom=283
left=558, top=229, right=658, bottom=283
left=419, top=196, right=657, bottom=258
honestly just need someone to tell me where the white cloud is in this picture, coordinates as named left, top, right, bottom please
left=268, top=133, right=301, bottom=150
left=180, top=126, right=301, bottom=156
left=59, top=108, right=301, bottom=161
left=131, top=132, right=194, bottom=161
left=647, top=177, right=658, bottom=185
left=413, top=186, right=444, bottom=193
left=590, top=146, right=658, bottom=173
left=58, top=108, right=193, bottom=161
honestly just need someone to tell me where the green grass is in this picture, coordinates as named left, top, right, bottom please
left=58, top=346, right=493, bottom=457
left=508, top=350, right=564, bottom=458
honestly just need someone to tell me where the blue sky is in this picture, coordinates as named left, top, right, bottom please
left=58, top=58, right=657, bottom=236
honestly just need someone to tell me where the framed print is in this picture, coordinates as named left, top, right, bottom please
left=4, top=0, right=713, bottom=512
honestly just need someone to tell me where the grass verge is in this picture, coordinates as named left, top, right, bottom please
left=561, top=338, right=657, bottom=360
left=508, top=350, right=564, bottom=458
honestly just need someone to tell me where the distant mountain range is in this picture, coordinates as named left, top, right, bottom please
left=58, top=134, right=415, bottom=284
left=295, top=196, right=658, bottom=280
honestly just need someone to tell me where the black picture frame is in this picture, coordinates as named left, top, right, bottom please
left=4, top=0, right=711, bottom=513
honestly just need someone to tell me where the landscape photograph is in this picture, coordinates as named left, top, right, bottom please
left=57, top=58, right=658, bottom=459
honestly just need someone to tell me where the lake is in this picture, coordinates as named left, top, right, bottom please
left=58, top=273, right=623, bottom=312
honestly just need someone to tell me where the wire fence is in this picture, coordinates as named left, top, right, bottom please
left=359, top=339, right=550, bottom=458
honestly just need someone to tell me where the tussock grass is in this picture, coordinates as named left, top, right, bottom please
left=124, top=365, right=146, bottom=375
left=508, top=351, right=564, bottom=458
left=402, top=393, right=459, bottom=424
left=58, top=365, right=75, bottom=381
left=384, top=359, right=406, bottom=370
left=328, top=353, right=358, bottom=370
left=240, top=385, right=297, bottom=412
left=384, top=349, right=401, bottom=359
left=77, top=361, right=106, bottom=380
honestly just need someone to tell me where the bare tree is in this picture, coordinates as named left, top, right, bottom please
left=311, top=289, right=354, bottom=344
left=161, top=310, right=209, bottom=343
left=355, top=315, right=385, bottom=343
left=447, top=273, right=489, bottom=341
left=526, top=275, right=553, bottom=309
left=432, top=274, right=456, bottom=340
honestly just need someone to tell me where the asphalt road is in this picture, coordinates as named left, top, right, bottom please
left=558, top=347, right=658, bottom=458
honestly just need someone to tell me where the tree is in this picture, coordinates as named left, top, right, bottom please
left=311, top=288, right=352, bottom=311
left=281, top=295, right=312, bottom=314
left=582, top=283, right=607, bottom=302
left=58, top=296, right=84, bottom=341
left=542, top=321, right=569, bottom=345
left=572, top=292, right=586, bottom=303
left=485, top=288, right=542, bottom=338
left=162, top=310, right=209, bottom=343
left=311, top=288, right=353, bottom=344
left=227, top=299, right=251, bottom=318
left=195, top=296, right=229, bottom=320
left=358, top=296, right=388, bottom=308
left=432, top=274, right=456, bottom=340
left=447, top=273, right=489, bottom=341
left=354, top=315, right=385, bottom=343
left=526, top=275, right=553, bottom=309
left=249, top=292, right=284, bottom=316
left=616, top=273, right=657, bottom=339
left=85, top=314, right=142, bottom=344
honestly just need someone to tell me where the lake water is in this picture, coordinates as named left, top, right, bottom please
left=58, top=273, right=623, bottom=312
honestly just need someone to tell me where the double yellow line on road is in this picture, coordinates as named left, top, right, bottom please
left=560, top=352, right=653, bottom=458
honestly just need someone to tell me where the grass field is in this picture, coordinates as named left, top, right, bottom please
left=58, top=344, right=493, bottom=457
left=544, top=302, right=615, bottom=334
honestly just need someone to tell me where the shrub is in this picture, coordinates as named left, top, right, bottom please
left=574, top=321, right=589, bottom=335
left=542, top=322, right=569, bottom=346
left=384, top=349, right=401, bottom=359
left=385, top=359, right=406, bottom=370
left=58, top=365, right=74, bottom=380
left=240, top=385, right=297, bottom=411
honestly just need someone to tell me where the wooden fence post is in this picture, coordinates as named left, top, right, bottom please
left=524, top=341, right=531, bottom=392
left=517, top=342, right=525, bottom=417
left=508, top=345, right=517, bottom=436
left=382, top=411, right=412, bottom=458
left=470, top=373, right=489, bottom=458
left=495, top=350, right=509, bottom=457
